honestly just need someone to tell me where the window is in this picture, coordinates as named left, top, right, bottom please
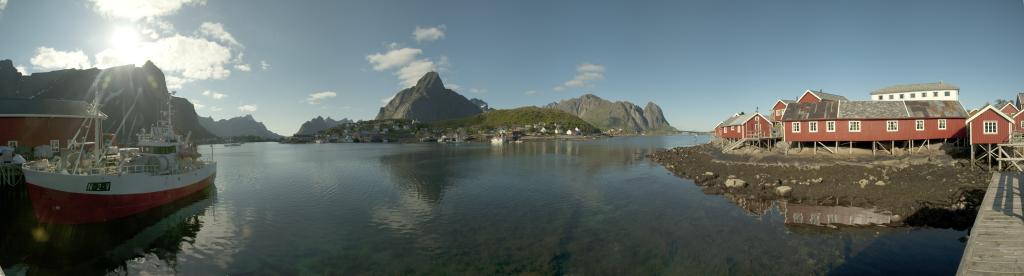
left=900, top=94, right=905, bottom=99
left=910, top=93, right=916, bottom=98
left=921, top=92, right=926, bottom=98
left=915, top=120, right=925, bottom=131
left=50, top=140, right=60, bottom=152
left=878, top=95, right=883, bottom=100
left=983, top=120, right=998, bottom=134
left=809, top=121, right=819, bottom=133
left=826, top=121, right=836, bottom=132
left=1020, top=120, right=1024, bottom=129
left=933, top=91, right=938, bottom=97
left=939, top=119, right=947, bottom=130
left=849, top=121, right=862, bottom=132
left=792, top=122, right=801, bottom=133
left=945, top=91, right=950, bottom=96
left=888, top=95, right=894, bottom=100
left=6, top=141, right=17, bottom=148
left=886, top=120, right=899, bottom=132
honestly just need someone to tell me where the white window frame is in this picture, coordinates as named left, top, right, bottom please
left=886, top=120, right=899, bottom=132
left=826, top=121, right=836, bottom=132
left=6, top=140, right=17, bottom=148
left=983, top=120, right=998, bottom=135
left=848, top=121, right=861, bottom=132
left=1020, top=120, right=1024, bottom=129
left=792, top=122, right=801, bottom=133
left=50, top=139, right=60, bottom=152
left=915, top=120, right=925, bottom=131
left=808, top=121, right=818, bottom=133
left=938, top=119, right=947, bottom=130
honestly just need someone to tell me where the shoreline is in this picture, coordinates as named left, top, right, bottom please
left=649, top=143, right=989, bottom=229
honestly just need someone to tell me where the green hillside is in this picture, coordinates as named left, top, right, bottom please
left=431, top=107, right=599, bottom=133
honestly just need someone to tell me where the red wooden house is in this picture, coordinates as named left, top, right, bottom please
left=796, top=89, right=848, bottom=103
left=0, top=98, right=105, bottom=154
left=1000, top=102, right=1020, bottom=117
left=714, top=113, right=772, bottom=141
left=771, top=100, right=794, bottom=122
left=966, top=105, right=1013, bottom=145
left=781, top=100, right=968, bottom=145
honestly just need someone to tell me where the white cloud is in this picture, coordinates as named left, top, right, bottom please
left=237, top=104, right=257, bottom=113
left=525, top=90, right=538, bottom=95
left=190, top=99, right=205, bottom=110
left=15, top=65, right=27, bottom=75
left=381, top=95, right=395, bottom=106
left=413, top=25, right=445, bottom=43
left=30, top=47, right=92, bottom=70
left=234, top=64, right=251, bottom=72
left=366, top=48, right=422, bottom=71
left=260, top=60, right=271, bottom=71
left=563, top=63, right=605, bottom=88
left=396, top=59, right=437, bottom=87
left=0, top=0, right=7, bottom=13
left=88, top=0, right=207, bottom=21
left=209, top=106, right=223, bottom=112
left=202, top=90, right=227, bottom=99
left=197, top=22, right=242, bottom=48
left=447, top=83, right=461, bottom=90
left=469, top=88, right=487, bottom=94
left=306, top=91, right=337, bottom=104
left=165, top=75, right=190, bottom=90
left=553, top=86, right=565, bottom=91
left=94, top=34, right=234, bottom=81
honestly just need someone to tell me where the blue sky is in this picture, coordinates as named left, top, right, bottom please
left=1, top=0, right=1023, bottom=135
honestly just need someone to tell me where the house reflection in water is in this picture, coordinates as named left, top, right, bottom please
left=779, top=201, right=894, bottom=226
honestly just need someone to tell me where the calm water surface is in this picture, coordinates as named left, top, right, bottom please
left=0, top=136, right=967, bottom=275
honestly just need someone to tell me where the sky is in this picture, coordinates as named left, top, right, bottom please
left=1, top=0, right=1023, bottom=135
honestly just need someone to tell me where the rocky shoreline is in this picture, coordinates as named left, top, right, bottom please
left=649, top=144, right=990, bottom=229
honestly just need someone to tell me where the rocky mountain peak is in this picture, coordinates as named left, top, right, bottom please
left=376, top=72, right=482, bottom=122
left=415, top=71, right=445, bottom=92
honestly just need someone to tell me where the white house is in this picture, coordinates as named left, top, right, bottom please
left=870, top=82, right=959, bottom=102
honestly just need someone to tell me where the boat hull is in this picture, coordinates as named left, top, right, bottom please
left=24, top=164, right=216, bottom=224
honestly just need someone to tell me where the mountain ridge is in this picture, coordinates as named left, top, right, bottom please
left=544, top=94, right=676, bottom=133
left=376, top=72, right=483, bottom=122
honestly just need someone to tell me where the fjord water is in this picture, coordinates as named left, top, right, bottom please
left=1, top=136, right=966, bottom=274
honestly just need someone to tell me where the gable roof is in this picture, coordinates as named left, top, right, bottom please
left=870, top=82, right=960, bottom=95
left=781, top=100, right=967, bottom=121
left=717, top=113, right=743, bottom=128
left=1001, top=102, right=1020, bottom=113
left=0, top=98, right=105, bottom=118
left=773, top=99, right=795, bottom=108
left=966, top=105, right=1013, bottom=123
left=800, top=90, right=848, bottom=102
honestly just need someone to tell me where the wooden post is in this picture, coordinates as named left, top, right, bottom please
left=971, top=144, right=975, bottom=170
left=891, top=140, right=895, bottom=156
left=849, top=141, right=852, bottom=154
left=835, top=141, right=839, bottom=154
left=872, top=141, right=876, bottom=156
left=814, top=141, right=817, bottom=155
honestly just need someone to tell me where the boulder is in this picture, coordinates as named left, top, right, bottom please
left=875, top=181, right=886, bottom=186
left=725, top=178, right=746, bottom=188
left=858, top=179, right=870, bottom=189
left=775, top=186, right=793, bottom=197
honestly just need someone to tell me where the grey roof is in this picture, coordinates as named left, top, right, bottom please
left=870, top=82, right=959, bottom=95
left=904, top=101, right=967, bottom=118
left=723, top=113, right=761, bottom=126
left=781, top=100, right=967, bottom=121
left=0, top=98, right=103, bottom=118
left=810, top=91, right=848, bottom=102
left=781, top=101, right=839, bottom=121
left=718, top=113, right=743, bottom=127
left=838, top=101, right=906, bottom=119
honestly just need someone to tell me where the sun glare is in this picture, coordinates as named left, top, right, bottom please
left=110, top=26, right=140, bottom=48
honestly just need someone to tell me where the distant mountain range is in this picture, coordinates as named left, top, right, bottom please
left=376, top=72, right=483, bottom=122
left=545, top=94, right=677, bottom=133
left=294, top=116, right=353, bottom=136
left=198, top=115, right=282, bottom=139
left=0, top=59, right=217, bottom=143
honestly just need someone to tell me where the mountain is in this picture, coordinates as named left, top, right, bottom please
left=376, top=72, right=483, bottom=122
left=469, top=98, right=492, bottom=112
left=294, top=116, right=353, bottom=136
left=544, top=94, right=677, bottom=133
left=431, top=106, right=598, bottom=133
left=0, top=59, right=216, bottom=143
left=199, top=115, right=282, bottom=139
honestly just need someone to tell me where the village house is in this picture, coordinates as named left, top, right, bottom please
left=870, top=82, right=959, bottom=102
left=714, top=112, right=772, bottom=141
left=0, top=98, right=105, bottom=155
left=781, top=100, right=968, bottom=151
left=796, top=89, right=848, bottom=103
left=966, top=105, right=1013, bottom=145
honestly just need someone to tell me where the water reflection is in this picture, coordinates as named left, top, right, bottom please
left=0, top=186, right=216, bottom=274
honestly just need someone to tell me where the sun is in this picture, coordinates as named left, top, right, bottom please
left=110, top=26, right=141, bottom=48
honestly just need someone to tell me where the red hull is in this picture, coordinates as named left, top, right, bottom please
left=26, top=175, right=215, bottom=224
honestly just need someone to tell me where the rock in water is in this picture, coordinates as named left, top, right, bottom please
left=376, top=72, right=482, bottom=122
left=544, top=94, right=677, bottom=133
left=725, top=178, right=747, bottom=188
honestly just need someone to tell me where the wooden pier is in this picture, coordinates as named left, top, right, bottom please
left=958, top=172, right=1024, bottom=275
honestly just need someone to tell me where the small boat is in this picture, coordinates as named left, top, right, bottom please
left=22, top=96, right=216, bottom=224
left=490, top=136, right=506, bottom=145
left=224, top=142, right=243, bottom=147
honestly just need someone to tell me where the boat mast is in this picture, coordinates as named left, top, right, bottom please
left=92, top=90, right=103, bottom=166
